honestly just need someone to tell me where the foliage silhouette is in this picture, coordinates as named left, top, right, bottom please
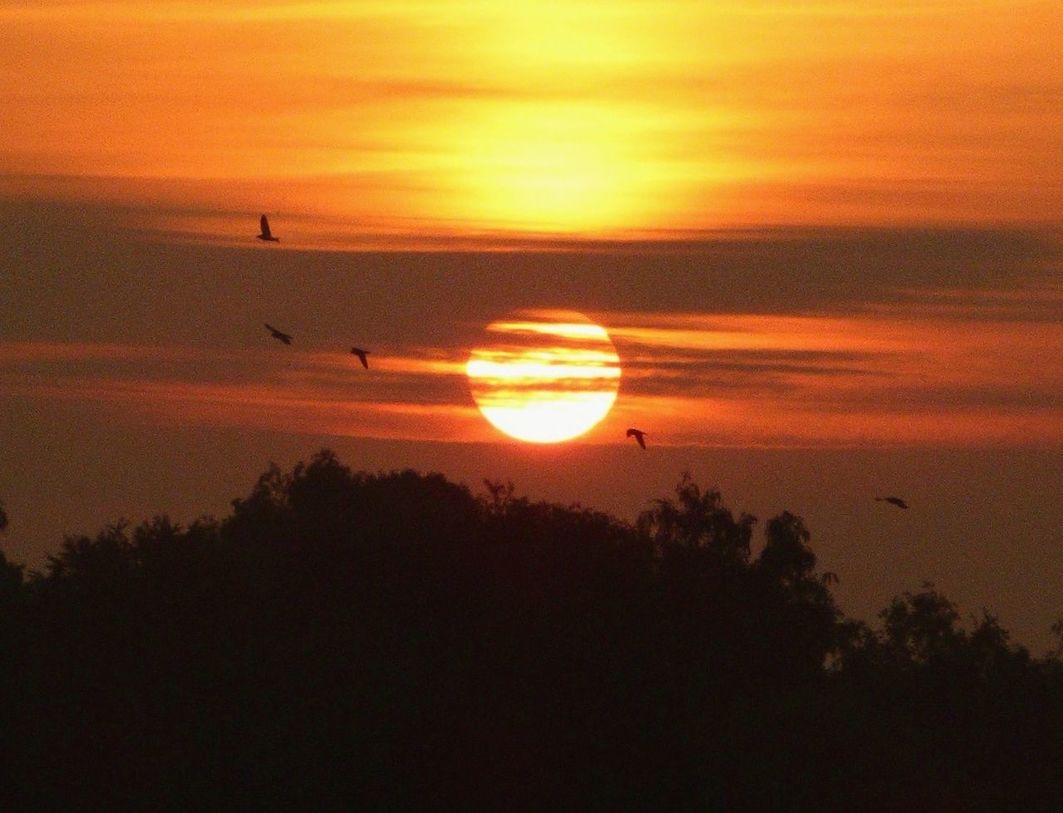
left=0, top=451, right=1060, bottom=810
left=0, top=500, right=21, bottom=606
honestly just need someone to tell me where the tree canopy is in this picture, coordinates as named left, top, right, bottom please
left=1, top=451, right=1059, bottom=809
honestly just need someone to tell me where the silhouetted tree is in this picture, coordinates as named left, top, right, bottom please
left=1051, top=619, right=1063, bottom=660
left=637, top=472, right=755, bottom=568
left=758, top=510, right=816, bottom=585
left=0, top=550, right=21, bottom=603
left=0, top=498, right=14, bottom=600
left=0, top=454, right=1060, bottom=810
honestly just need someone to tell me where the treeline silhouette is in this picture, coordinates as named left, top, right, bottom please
left=1, top=451, right=1061, bottom=810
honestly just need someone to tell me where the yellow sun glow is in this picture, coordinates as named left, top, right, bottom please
left=466, top=311, right=621, bottom=443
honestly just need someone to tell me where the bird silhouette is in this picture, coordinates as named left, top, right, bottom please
left=626, top=428, right=647, bottom=449
left=265, top=323, right=292, bottom=345
left=350, top=347, right=370, bottom=369
left=875, top=496, right=909, bottom=509
left=257, top=214, right=279, bottom=242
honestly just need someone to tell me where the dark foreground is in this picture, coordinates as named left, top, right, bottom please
left=1, top=451, right=1061, bottom=810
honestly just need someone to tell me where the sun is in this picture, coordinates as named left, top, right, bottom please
left=466, top=310, right=621, bottom=443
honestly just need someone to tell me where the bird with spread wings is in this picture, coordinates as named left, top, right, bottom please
left=875, top=496, right=909, bottom=509
left=265, top=324, right=292, bottom=345
left=351, top=347, right=371, bottom=369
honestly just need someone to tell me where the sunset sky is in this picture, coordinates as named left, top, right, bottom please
left=1, top=1, right=1061, bottom=648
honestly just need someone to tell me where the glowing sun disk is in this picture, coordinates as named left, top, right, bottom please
left=467, top=311, right=621, bottom=443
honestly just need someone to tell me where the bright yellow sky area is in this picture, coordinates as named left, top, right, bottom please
left=2, top=0, right=1060, bottom=238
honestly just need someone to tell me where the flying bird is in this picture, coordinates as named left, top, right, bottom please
left=350, top=347, right=370, bottom=369
left=875, top=496, right=909, bottom=509
left=264, top=323, right=292, bottom=345
left=257, top=214, right=279, bottom=242
left=626, top=428, right=647, bottom=449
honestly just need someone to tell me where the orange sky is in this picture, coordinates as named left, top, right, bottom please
left=1, top=1, right=1062, bottom=646
left=2, top=296, right=1060, bottom=447
left=2, top=0, right=1061, bottom=238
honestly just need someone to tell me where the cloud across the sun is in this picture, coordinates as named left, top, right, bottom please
left=4, top=283, right=1059, bottom=447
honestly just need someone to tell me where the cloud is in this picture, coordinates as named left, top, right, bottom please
left=4, top=1, right=1061, bottom=230
left=1, top=195, right=1058, bottom=448
left=3, top=277, right=1060, bottom=450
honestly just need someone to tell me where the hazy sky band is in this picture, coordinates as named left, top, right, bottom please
left=3, top=1, right=1060, bottom=236
left=3, top=285, right=1059, bottom=447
